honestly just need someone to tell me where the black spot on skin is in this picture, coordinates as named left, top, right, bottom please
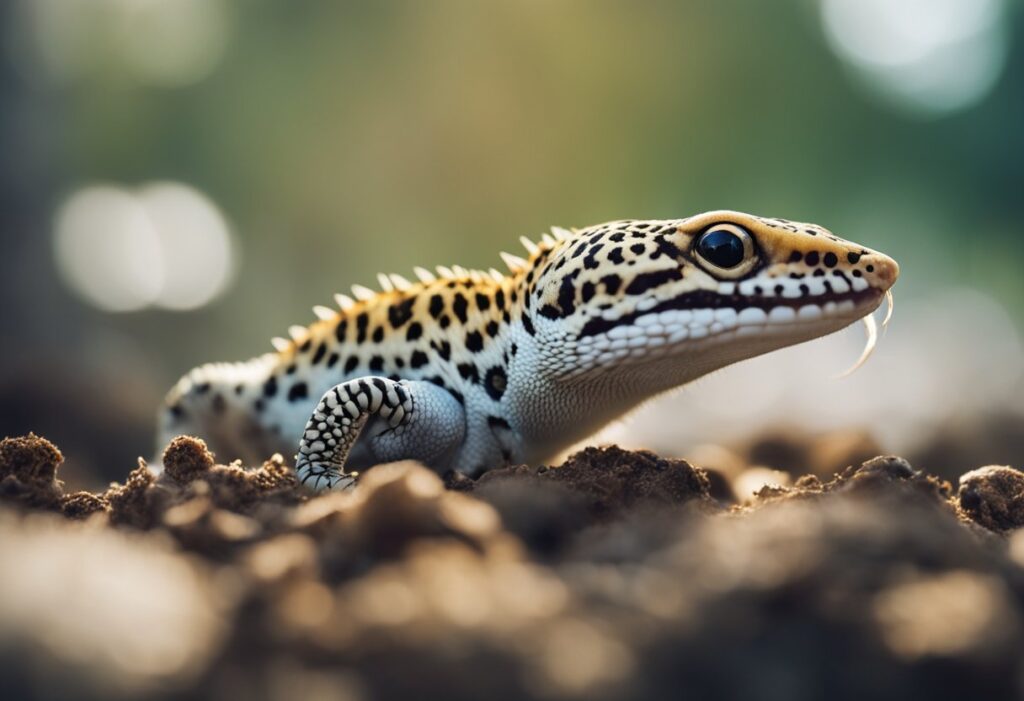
left=369, top=355, right=384, bottom=372
left=625, top=268, right=682, bottom=295
left=410, top=350, right=429, bottom=368
left=388, top=298, right=415, bottom=328
left=344, top=356, right=359, bottom=374
left=510, top=343, right=518, bottom=356
left=486, top=320, right=499, bottom=337
left=406, top=322, right=423, bottom=341
left=286, top=364, right=297, bottom=375
left=457, top=363, right=480, bottom=383
left=195, top=382, right=211, bottom=394
left=429, top=294, right=445, bottom=319
left=475, top=293, right=490, bottom=311
left=356, top=313, right=369, bottom=343
left=653, top=236, right=683, bottom=260
left=254, top=399, right=265, bottom=412
left=539, top=305, right=561, bottom=320
left=288, top=382, right=309, bottom=402
left=169, top=403, right=184, bottom=419
left=372, top=326, right=384, bottom=343
left=335, top=318, right=348, bottom=342
left=789, top=272, right=806, bottom=279
left=465, top=331, right=484, bottom=352
left=521, top=314, right=535, bottom=336
left=847, top=252, right=861, bottom=264
left=211, top=393, right=226, bottom=414
left=495, top=289, right=506, bottom=310
left=299, top=338, right=312, bottom=353
left=263, top=376, right=278, bottom=398
left=866, top=264, right=875, bottom=273
left=311, top=343, right=327, bottom=365
left=581, top=281, right=596, bottom=303
left=388, top=374, right=401, bottom=382
left=487, top=416, right=511, bottom=429
left=449, top=389, right=464, bottom=405
left=440, top=315, right=451, bottom=329
left=774, top=283, right=785, bottom=295
left=484, top=366, right=507, bottom=401
left=789, top=251, right=803, bottom=263
left=583, top=244, right=604, bottom=270
left=437, top=340, right=452, bottom=361
left=609, top=232, right=626, bottom=243
left=327, top=352, right=340, bottom=368
left=852, top=269, right=863, bottom=278
left=427, top=375, right=446, bottom=389
left=557, top=271, right=579, bottom=316
left=799, top=283, right=810, bottom=295
left=601, top=274, right=622, bottom=295
left=804, top=251, right=820, bottom=266
left=452, top=294, right=469, bottom=324
left=607, top=247, right=624, bottom=264
left=234, top=384, right=244, bottom=395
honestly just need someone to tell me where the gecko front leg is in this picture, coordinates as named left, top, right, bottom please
left=295, top=376, right=466, bottom=490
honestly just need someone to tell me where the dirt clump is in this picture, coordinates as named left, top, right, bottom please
left=461, top=445, right=713, bottom=518
left=60, top=490, right=110, bottom=519
left=0, top=433, right=65, bottom=510
left=104, top=459, right=164, bottom=529
left=162, top=435, right=216, bottom=484
left=957, top=465, right=1024, bottom=532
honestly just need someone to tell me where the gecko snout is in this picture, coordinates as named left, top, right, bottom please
left=863, top=251, right=899, bottom=290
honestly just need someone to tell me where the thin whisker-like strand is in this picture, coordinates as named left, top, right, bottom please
left=836, top=313, right=878, bottom=379
left=882, top=289, right=894, bottom=330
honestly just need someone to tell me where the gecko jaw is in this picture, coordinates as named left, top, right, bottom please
left=565, top=287, right=885, bottom=378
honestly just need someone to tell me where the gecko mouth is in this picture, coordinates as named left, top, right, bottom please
left=578, top=287, right=884, bottom=338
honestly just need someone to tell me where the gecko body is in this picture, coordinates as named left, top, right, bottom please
left=160, top=211, right=899, bottom=489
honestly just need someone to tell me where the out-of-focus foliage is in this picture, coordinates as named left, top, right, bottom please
left=0, top=1, right=1021, bottom=481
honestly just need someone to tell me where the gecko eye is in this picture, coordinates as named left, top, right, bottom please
left=694, top=224, right=758, bottom=278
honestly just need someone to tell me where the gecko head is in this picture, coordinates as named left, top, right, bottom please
left=529, top=211, right=899, bottom=379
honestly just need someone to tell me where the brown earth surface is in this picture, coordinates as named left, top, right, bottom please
left=2, top=432, right=1024, bottom=700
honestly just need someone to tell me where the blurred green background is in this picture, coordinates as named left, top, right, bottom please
left=1, top=0, right=1021, bottom=484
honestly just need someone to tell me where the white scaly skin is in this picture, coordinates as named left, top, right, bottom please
left=160, top=210, right=899, bottom=489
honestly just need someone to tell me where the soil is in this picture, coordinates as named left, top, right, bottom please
left=2, top=431, right=1024, bottom=700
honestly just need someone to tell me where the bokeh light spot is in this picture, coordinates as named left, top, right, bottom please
left=820, top=0, right=1009, bottom=116
left=138, top=182, right=235, bottom=311
left=54, top=186, right=164, bottom=312
left=53, top=182, right=236, bottom=313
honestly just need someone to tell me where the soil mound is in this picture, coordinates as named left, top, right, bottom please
left=2, top=433, right=1024, bottom=700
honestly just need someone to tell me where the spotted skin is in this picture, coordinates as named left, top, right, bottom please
left=160, top=210, right=899, bottom=489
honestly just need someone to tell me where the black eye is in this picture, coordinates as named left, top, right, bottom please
left=697, top=228, right=746, bottom=268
